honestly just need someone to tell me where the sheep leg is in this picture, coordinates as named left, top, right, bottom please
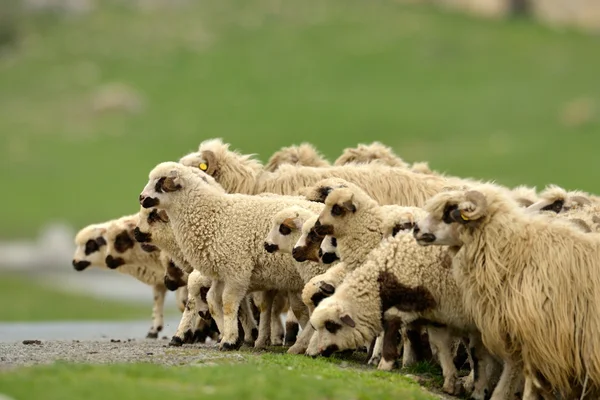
left=378, top=318, right=403, bottom=371
left=467, top=332, right=499, bottom=400
left=270, top=291, right=286, bottom=346
left=169, top=284, right=199, bottom=346
left=286, top=292, right=311, bottom=355
left=368, top=332, right=384, bottom=366
left=147, top=284, right=167, bottom=339
left=254, top=290, right=276, bottom=349
left=219, top=283, right=247, bottom=350
left=238, top=296, right=258, bottom=345
left=489, top=357, right=524, bottom=400
left=427, top=326, right=462, bottom=396
left=284, top=308, right=300, bottom=346
left=207, top=281, right=224, bottom=339
left=402, top=322, right=427, bottom=367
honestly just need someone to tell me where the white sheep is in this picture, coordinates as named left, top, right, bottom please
left=178, top=138, right=451, bottom=206
left=133, top=206, right=258, bottom=346
left=527, top=184, right=595, bottom=214
left=264, top=143, right=330, bottom=172
left=72, top=214, right=186, bottom=338
left=333, top=141, right=409, bottom=168
left=413, top=184, right=600, bottom=399
left=138, top=162, right=325, bottom=351
left=306, top=184, right=498, bottom=398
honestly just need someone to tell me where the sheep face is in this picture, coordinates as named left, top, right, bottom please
left=318, top=236, right=339, bottom=264
left=134, top=207, right=169, bottom=252
left=308, top=297, right=366, bottom=356
left=527, top=184, right=593, bottom=214
left=314, top=188, right=358, bottom=238
left=104, top=217, right=139, bottom=269
left=292, top=215, right=324, bottom=262
left=264, top=208, right=306, bottom=254
left=414, top=190, right=492, bottom=247
left=72, top=224, right=109, bottom=271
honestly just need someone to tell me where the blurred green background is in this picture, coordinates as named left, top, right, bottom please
left=1, top=0, right=599, bottom=240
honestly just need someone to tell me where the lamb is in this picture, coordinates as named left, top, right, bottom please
left=333, top=141, right=409, bottom=168
left=413, top=184, right=600, bottom=399
left=264, top=143, right=330, bottom=172
left=72, top=215, right=186, bottom=338
left=306, top=184, right=498, bottom=398
left=178, top=138, right=451, bottom=206
left=133, top=206, right=256, bottom=346
left=138, top=162, right=325, bottom=351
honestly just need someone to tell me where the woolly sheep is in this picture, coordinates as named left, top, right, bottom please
left=72, top=215, right=184, bottom=338
left=413, top=184, right=600, bottom=399
left=178, top=138, right=450, bottom=206
left=264, top=143, right=330, bottom=172
left=527, top=184, right=596, bottom=214
left=307, top=184, right=498, bottom=397
left=138, top=162, right=325, bottom=351
left=333, top=141, right=409, bottom=168
left=133, top=206, right=256, bottom=346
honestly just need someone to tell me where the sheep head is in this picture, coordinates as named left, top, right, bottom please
left=318, top=235, right=339, bottom=264
left=72, top=222, right=109, bottom=271
left=306, top=296, right=366, bottom=357
left=134, top=207, right=170, bottom=252
left=292, top=215, right=325, bottom=263
left=103, top=214, right=140, bottom=269
left=301, top=177, right=350, bottom=203
left=265, top=206, right=313, bottom=255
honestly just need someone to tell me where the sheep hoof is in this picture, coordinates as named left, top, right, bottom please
left=287, top=343, right=307, bottom=355
left=146, top=331, right=159, bottom=339
left=271, top=335, right=284, bottom=346
left=219, top=341, right=240, bottom=351
left=284, top=323, right=299, bottom=346
left=169, top=336, right=183, bottom=347
left=367, top=355, right=381, bottom=366
left=254, top=340, right=268, bottom=350
left=469, top=388, right=489, bottom=400
left=377, top=358, right=395, bottom=371
left=442, top=376, right=463, bottom=396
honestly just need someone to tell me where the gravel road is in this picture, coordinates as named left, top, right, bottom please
left=0, top=339, right=237, bottom=370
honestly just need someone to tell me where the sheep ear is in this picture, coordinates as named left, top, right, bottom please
left=316, top=186, right=332, bottom=203
left=282, top=217, right=300, bottom=230
left=342, top=199, right=356, bottom=213
left=201, top=150, right=218, bottom=176
left=340, top=314, right=355, bottom=328
left=157, top=210, right=169, bottom=222
left=162, top=170, right=182, bottom=192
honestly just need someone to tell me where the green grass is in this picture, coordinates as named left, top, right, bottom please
left=1, top=0, right=600, bottom=238
left=0, top=354, right=437, bottom=400
left=0, top=274, right=149, bottom=321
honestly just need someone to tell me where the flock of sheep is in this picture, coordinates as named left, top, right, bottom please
left=72, top=138, right=600, bottom=400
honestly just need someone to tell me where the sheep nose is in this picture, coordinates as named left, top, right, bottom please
left=133, top=227, right=151, bottom=243
left=72, top=260, right=90, bottom=271
left=321, top=252, right=339, bottom=264
left=264, top=242, right=278, bottom=253
left=418, top=233, right=436, bottom=243
left=292, top=247, right=307, bottom=262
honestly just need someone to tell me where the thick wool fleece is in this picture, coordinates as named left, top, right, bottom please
left=424, top=184, right=600, bottom=396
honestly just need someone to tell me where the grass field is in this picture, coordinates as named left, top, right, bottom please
left=0, top=353, right=440, bottom=400
left=1, top=0, right=599, bottom=239
left=0, top=274, right=149, bottom=321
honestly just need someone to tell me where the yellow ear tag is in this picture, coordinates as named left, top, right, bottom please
left=460, top=212, right=470, bottom=221
left=199, top=163, right=208, bottom=171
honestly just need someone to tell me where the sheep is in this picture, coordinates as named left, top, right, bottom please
left=306, top=184, right=498, bottom=398
left=527, top=184, right=596, bottom=214
left=264, top=143, right=330, bottom=172
left=72, top=215, right=184, bottom=338
left=510, top=185, right=539, bottom=208
left=413, top=184, right=600, bottom=399
left=138, top=162, right=325, bottom=351
left=178, top=138, right=450, bottom=206
left=333, top=141, right=409, bottom=168
left=133, top=206, right=256, bottom=346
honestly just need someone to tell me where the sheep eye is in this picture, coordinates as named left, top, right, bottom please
left=279, top=224, right=292, bottom=236
left=84, top=239, right=99, bottom=255
left=324, top=320, right=342, bottom=334
left=331, top=205, right=343, bottom=216
left=442, top=204, right=458, bottom=224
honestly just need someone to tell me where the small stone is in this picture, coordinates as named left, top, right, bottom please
left=22, top=340, right=42, bottom=345
left=146, top=352, right=153, bottom=356
left=110, top=339, right=121, bottom=343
